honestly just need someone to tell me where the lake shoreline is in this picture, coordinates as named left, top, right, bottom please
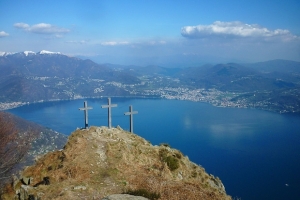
left=3, top=95, right=299, bottom=116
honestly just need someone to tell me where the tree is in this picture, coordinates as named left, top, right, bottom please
left=0, top=112, right=33, bottom=193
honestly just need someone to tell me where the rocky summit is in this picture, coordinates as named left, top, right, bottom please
left=3, top=126, right=232, bottom=200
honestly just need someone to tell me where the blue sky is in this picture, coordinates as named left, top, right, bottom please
left=0, top=0, right=299, bottom=66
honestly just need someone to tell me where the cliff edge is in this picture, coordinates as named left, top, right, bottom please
left=3, top=126, right=232, bottom=200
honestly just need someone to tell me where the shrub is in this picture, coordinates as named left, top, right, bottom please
left=159, top=148, right=168, bottom=158
left=159, top=143, right=170, bottom=147
left=159, top=148, right=179, bottom=171
left=191, top=170, right=198, bottom=178
left=174, top=151, right=182, bottom=159
left=163, top=156, right=179, bottom=171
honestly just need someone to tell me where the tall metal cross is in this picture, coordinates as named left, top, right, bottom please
left=101, top=97, right=117, bottom=128
left=79, top=101, right=93, bottom=129
left=124, top=105, right=138, bottom=133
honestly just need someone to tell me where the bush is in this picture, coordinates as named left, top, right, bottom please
left=159, top=143, right=170, bottom=147
left=159, top=148, right=180, bottom=171
left=191, top=170, right=197, bottom=178
left=174, top=151, right=182, bottom=159
left=125, top=188, right=160, bottom=200
left=163, top=156, right=179, bottom=171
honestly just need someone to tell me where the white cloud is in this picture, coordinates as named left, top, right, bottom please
left=65, top=40, right=89, bottom=44
left=99, top=40, right=166, bottom=47
left=0, top=31, right=9, bottom=37
left=14, top=22, right=69, bottom=35
left=100, top=41, right=129, bottom=46
left=147, top=40, right=167, bottom=45
left=14, top=23, right=30, bottom=29
left=181, top=21, right=296, bottom=40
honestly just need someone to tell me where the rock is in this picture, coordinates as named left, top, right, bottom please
left=177, top=171, right=183, bottom=180
left=19, top=185, right=31, bottom=200
left=73, top=185, right=87, bottom=190
left=21, top=176, right=32, bottom=185
left=102, top=194, right=149, bottom=200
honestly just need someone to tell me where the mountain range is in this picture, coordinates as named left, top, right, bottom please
left=1, top=51, right=299, bottom=113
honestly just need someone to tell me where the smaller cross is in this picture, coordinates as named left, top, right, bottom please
left=124, top=105, right=138, bottom=133
left=79, top=101, right=93, bottom=129
left=101, top=97, right=117, bottom=128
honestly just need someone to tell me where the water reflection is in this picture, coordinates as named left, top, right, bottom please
left=209, top=123, right=253, bottom=138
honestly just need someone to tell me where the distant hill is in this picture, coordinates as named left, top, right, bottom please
left=0, top=51, right=140, bottom=103
left=2, top=126, right=232, bottom=200
left=245, top=59, right=300, bottom=74
left=244, top=59, right=300, bottom=83
left=113, top=64, right=182, bottom=76
left=171, top=61, right=300, bottom=113
left=174, top=62, right=298, bottom=92
left=0, top=51, right=139, bottom=82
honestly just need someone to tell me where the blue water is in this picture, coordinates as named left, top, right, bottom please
left=8, top=98, right=300, bottom=200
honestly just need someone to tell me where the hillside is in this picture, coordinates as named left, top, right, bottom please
left=2, top=126, right=232, bottom=200
left=0, top=111, right=67, bottom=168
left=0, top=51, right=139, bottom=103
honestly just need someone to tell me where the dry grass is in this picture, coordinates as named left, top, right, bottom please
left=2, top=126, right=232, bottom=200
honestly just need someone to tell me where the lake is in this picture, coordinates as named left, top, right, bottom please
left=8, top=97, right=300, bottom=200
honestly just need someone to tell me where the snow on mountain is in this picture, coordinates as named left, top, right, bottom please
left=0, top=50, right=62, bottom=56
left=24, top=51, right=36, bottom=56
left=39, top=50, right=61, bottom=55
left=0, top=52, right=17, bottom=56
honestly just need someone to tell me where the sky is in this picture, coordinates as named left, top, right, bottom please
left=0, top=0, right=300, bottom=66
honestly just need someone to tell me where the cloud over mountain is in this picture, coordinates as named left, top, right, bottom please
left=14, top=22, right=70, bottom=35
left=181, top=21, right=296, bottom=40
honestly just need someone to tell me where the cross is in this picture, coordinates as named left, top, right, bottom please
left=124, top=105, right=138, bottom=133
left=79, top=101, right=93, bottom=129
left=101, top=97, right=117, bottom=128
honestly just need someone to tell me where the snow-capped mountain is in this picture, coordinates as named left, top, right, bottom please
left=23, top=51, right=36, bottom=56
left=0, top=52, right=17, bottom=56
left=0, top=50, right=61, bottom=57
